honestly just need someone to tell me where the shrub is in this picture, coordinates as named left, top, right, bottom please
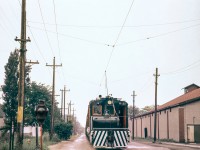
left=54, top=122, right=73, bottom=140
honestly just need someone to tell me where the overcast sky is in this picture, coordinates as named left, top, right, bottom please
left=1, top=0, right=200, bottom=126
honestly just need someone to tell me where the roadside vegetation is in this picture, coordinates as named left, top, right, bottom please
left=0, top=49, right=84, bottom=149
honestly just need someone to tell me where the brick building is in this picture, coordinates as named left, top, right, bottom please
left=129, top=84, right=200, bottom=143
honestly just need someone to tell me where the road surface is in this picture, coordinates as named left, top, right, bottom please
left=48, top=134, right=199, bottom=150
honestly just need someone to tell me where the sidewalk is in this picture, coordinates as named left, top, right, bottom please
left=162, top=142, right=200, bottom=149
left=133, top=138, right=200, bottom=149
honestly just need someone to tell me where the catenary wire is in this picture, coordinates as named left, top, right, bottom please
left=105, top=0, right=135, bottom=71
left=97, top=0, right=135, bottom=96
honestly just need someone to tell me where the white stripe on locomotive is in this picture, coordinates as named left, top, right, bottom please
left=92, top=130, right=129, bottom=147
left=93, top=131, right=101, bottom=146
left=114, top=130, right=128, bottom=147
left=97, top=131, right=105, bottom=146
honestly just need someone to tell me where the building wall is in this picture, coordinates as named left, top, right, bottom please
left=183, top=100, right=200, bottom=142
left=158, top=110, right=168, bottom=140
left=168, top=107, right=179, bottom=141
left=129, top=100, right=200, bottom=143
left=142, top=115, right=151, bottom=138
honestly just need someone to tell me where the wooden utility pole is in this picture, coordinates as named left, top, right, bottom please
left=15, top=0, right=30, bottom=147
left=60, top=89, right=64, bottom=118
left=72, top=108, right=76, bottom=135
left=72, top=108, right=76, bottom=121
left=131, top=91, right=136, bottom=140
left=46, top=57, right=62, bottom=140
left=63, top=85, right=70, bottom=122
left=22, top=60, right=39, bottom=141
left=68, top=101, right=74, bottom=122
left=153, top=68, right=160, bottom=143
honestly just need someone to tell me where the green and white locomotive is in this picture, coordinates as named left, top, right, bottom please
left=85, top=95, right=130, bottom=149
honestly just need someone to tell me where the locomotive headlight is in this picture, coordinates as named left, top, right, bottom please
left=108, top=100, right=112, bottom=105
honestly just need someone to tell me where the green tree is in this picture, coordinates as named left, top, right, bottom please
left=24, top=82, right=52, bottom=132
left=24, top=82, right=62, bottom=134
left=0, top=104, right=4, bottom=118
left=2, top=49, right=19, bottom=131
left=1, top=49, right=32, bottom=132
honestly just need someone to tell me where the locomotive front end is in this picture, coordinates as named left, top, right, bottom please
left=86, top=96, right=130, bottom=149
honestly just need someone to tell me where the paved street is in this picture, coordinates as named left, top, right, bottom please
left=49, top=134, right=200, bottom=150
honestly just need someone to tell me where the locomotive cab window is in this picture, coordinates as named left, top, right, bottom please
left=92, top=102, right=102, bottom=115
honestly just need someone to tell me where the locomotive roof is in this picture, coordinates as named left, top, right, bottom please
left=89, top=96, right=127, bottom=105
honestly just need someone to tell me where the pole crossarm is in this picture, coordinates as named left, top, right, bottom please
left=15, top=36, right=31, bottom=42
left=26, top=60, right=39, bottom=65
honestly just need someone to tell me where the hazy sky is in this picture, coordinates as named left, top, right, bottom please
left=1, top=0, right=200, bottom=126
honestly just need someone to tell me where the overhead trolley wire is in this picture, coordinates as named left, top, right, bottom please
left=97, top=0, right=135, bottom=95
left=105, top=0, right=135, bottom=70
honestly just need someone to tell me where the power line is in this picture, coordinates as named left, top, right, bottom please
left=27, top=25, right=47, bottom=63
left=52, top=0, right=68, bottom=85
left=28, top=25, right=108, bottom=46
left=27, top=18, right=200, bottom=28
left=0, top=4, right=18, bottom=33
left=16, top=0, right=52, bottom=79
left=117, top=23, right=200, bottom=46
left=162, top=59, right=200, bottom=75
left=52, top=0, right=62, bottom=63
left=37, top=0, right=55, bottom=57
left=19, top=0, right=51, bottom=76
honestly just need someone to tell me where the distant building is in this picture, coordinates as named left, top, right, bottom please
left=129, top=84, right=200, bottom=143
